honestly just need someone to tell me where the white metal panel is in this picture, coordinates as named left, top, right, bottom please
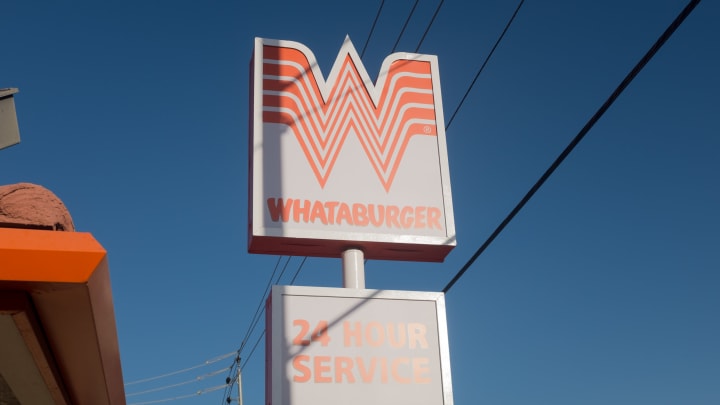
left=268, top=285, right=454, bottom=405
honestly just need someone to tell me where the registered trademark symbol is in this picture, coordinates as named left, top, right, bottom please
left=424, top=125, right=431, bottom=134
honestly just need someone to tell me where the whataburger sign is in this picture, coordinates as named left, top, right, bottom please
left=249, top=37, right=456, bottom=261
left=266, top=286, right=454, bottom=405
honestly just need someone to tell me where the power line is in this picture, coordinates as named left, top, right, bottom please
left=442, top=0, right=702, bottom=294
left=240, top=330, right=266, bottom=371
left=237, top=256, right=283, bottom=353
left=231, top=256, right=307, bottom=382
left=232, top=256, right=306, bottom=376
left=123, top=259, right=287, bottom=399
left=361, top=0, right=385, bottom=58
left=276, top=254, right=294, bottom=284
left=414, top=0, right=444, bottom=52
left=289, top=256, right=308, bottom=285
left=220, top=255, right=289, bottom=404
left=446, top=0, right=526, bottom=131
left=128, top=384, right=227, bottom=405
left=391, top=0, right=420, bottom=53
left=220, top=254, right=302, bottom=403
left=124, top=351, right=237, bottom=387
left=240, top=256, right=289, bottom=354
left=126, top=366, right=231, bottom=397
left=122, top=259, right=287, bottom=402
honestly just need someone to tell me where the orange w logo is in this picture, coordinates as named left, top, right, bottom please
left=261, top=38, right=440, bottom=192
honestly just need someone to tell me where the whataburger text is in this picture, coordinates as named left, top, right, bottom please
left=267, top=197, right=444, bottom=230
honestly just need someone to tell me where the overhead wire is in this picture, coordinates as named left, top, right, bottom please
left=228, top=256, right=308, bottom=378
left=391, top=0, right=420, bottom=53
left=442, top=0, right=703, bottom=294
left=289, top=256, right=308, bottom=285
left=446, top=0, right=526, bottom=130
left=414, top=0, right=444, bottom=52
left=224, top=256, right=308, bottom=383
left=240, top=330, right=266, bottom=371
left=129, top=384, right=227, bottom=405
left=124, top=351, right=237, bottom=387
left=124, top=256, right=286, bottom=400
left=124, top=257, right=289, bottom=403
left=126, top=366, right=231, bottom=397
left=220, top=255, right=291, bottom=403
left=236, top=256, right=284, bottom=354
left=361, top=0, right=386, bottom=58
left=220, top=254, right=306, bottom=402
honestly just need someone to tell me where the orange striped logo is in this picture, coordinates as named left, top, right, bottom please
left=261, top=38, right=440, bottom=192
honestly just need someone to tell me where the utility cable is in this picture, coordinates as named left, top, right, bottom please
left=289, top=256, right=308, bottom=285
left=128, top=384, right=227, bottom=405
left=442, top=0, right=702, bottom=294
left=446, top=0, right=526, bottom=130
left=235, top=256, right=305, bottom=373
left=240, top=330, right=266, bottom=371
left=220, top=255, right=298, bottom=402
left=126, top=366, right=231, bottom=397
left=392, top=0, right=420, bottom=53
left=361, top=0, right=385, bottom=58
left=139, top=257, right=282, bottom=403
left=220, top=256, right=309, bottom=403
left=237, top=256, right=283, bottom=353
left=238, top=256, right=289, bottom=355
left=124, top=351, right=237, bottom=387
left=220, top=256, right=288, bottom=403
left=414, top=0, right=445, bottom=52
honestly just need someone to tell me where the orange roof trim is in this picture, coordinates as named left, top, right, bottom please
left=0, top=227, right=125, bottom=405
left=0, top=228, right=106, bottom=283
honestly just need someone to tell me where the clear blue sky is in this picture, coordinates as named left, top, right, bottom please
left=2, top=1, right=719, bottom=404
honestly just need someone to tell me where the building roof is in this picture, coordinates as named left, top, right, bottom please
left=0, top=228, right=126, bottom=404
left=0, top=88, right=18, bottom=99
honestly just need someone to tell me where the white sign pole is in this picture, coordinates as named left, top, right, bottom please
left=341, top=249, right=365, bottom=289
left=237, top=368, right=243, bottom=405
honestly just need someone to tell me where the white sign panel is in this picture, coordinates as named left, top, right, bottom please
left=266, top=285, right=454, bottom=405
left=249, top=37, right=456, bottom=261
